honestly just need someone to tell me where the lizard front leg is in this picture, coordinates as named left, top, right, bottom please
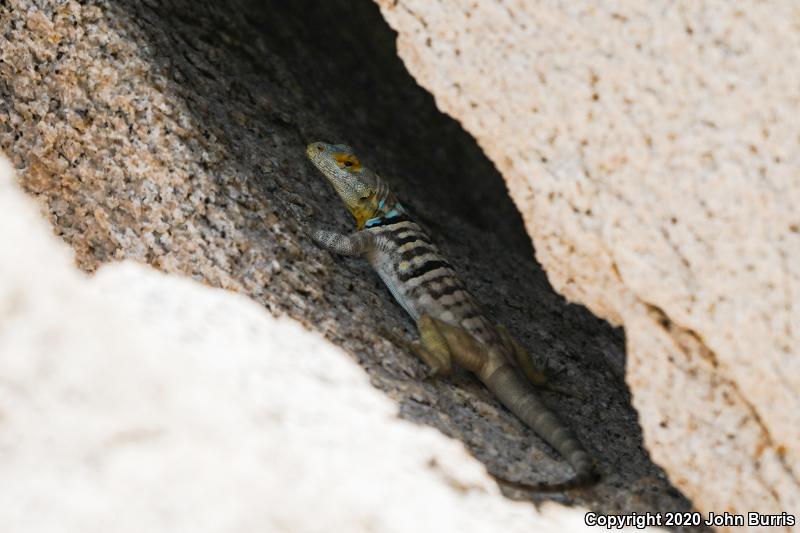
left=312, top=228, right=374, bottom=257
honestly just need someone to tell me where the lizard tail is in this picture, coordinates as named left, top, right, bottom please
left=484, top=365, right=597, bottom=489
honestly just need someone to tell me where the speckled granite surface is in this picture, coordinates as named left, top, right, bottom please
left=1, top=153, right=624, bottom=533
left=373, top=0, right=799, bottom=524
left=0, top=0, right=700, bottom=526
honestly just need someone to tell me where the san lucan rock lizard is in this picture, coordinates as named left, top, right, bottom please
left=305, top=141, right=596, bottom=489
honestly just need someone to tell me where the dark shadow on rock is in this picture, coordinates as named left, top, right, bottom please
left=88, top=0, right=698, bottom=527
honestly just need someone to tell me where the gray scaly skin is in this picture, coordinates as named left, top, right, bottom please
left=305, top=141, right=597, bottom=489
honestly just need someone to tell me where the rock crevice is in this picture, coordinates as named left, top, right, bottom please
left=371, top=0, right=799, bottom=522
left=1, top=0, right=708, bottom=526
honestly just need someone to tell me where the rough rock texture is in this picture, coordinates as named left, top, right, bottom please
left=0, top=154, right=612, bottom=533
left=1, top=0, right=698, bottom=526
left=372, top=0, right=800, bottom=525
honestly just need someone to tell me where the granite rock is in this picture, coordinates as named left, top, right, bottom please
left=0, top=153, right=615, bottom=533
left=0, top=0, right=699, bottom=527
left=373, top=0, right=800, bottom=526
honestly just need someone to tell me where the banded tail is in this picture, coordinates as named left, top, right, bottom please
left=484, top=365, right=597, bottom=490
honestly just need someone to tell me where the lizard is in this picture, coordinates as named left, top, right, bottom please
left=304, top=141, right=597, bottom=489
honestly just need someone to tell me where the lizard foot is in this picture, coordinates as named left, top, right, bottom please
left=378, top=324, right=452, bottom=379
left=377, top=326, right=412, bottom=352
left=377, top=326, right=436, bottom=381
left=535, top=360, right=585, bottom=401
left=282, top=199, right=320, bottom=241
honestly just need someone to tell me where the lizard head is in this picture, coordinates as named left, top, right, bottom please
left=306, top=141, right=402, bottom=228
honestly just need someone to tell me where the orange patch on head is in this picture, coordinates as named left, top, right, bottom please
left=334, top=153, right=362, bottom=171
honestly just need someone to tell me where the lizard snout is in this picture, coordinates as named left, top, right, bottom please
left=306, top=142, right=328, bottom=158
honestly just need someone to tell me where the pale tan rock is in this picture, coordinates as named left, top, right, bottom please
left=374, top=0, right=800, bottom=526
left=0, top=0, right=725, bottom=521
left=0, top=154, right=631, bottom=533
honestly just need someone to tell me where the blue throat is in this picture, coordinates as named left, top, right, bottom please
left=364, top=199, right=406, bottom=228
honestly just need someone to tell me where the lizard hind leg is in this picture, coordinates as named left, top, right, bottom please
left=422, top=316, right=488, bottom=374
left=385, top=315, right=484, bottom=379
left=378, top=324, right=451, bottom=378
left=414, top=314, right=454, bottom=378
left=497, top=325, right=548, bottom=387
left=497, top=325, right=585, bottom=400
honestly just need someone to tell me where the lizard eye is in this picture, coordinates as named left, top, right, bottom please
left=335, top=154, right=361, bottom=170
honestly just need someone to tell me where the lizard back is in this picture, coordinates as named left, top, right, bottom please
left=364, top=212, right=502, bottom=349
